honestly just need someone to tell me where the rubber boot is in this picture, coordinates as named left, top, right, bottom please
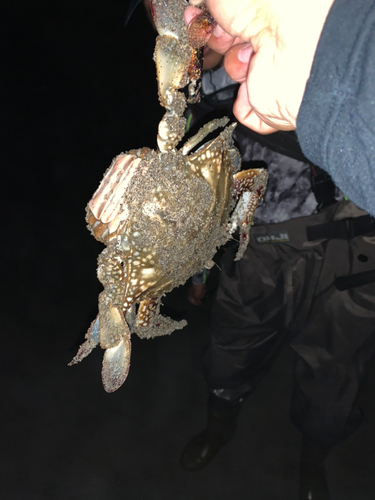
left=299, top=437, right=332, bottom=500
left=298, top=404, right=363, bottom=499
left=180, top=404, right=241, bottom=471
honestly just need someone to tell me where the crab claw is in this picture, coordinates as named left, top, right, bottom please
left=187, top=11, right=215, bottom=49
left=98, top=292, right=132, bottom=393
left=102, top=338, right=131, bottom=393
left=152, top=0, right=215, bottom=151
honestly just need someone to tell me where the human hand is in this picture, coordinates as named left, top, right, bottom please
left=186, top=0, right=334, bottom=134
left=187, top=283, right=207, bottom=306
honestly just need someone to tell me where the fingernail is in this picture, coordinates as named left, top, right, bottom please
left=238, top=44, right=253, bottom=63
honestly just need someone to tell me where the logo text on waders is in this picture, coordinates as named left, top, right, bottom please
left=255, top=231, right=290, bottom=244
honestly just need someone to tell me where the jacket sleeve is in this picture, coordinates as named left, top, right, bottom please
left=297, top=0, right=375, bottom=216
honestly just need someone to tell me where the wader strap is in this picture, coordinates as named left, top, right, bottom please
left=335, top=270, right=375, bottom=291
left=310, top=164, right=337, bottom=210
left=306, top=215, right=375, bottom=241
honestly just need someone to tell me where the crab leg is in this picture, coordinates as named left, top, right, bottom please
left=229, top=168, right=268, bottom=260
left=70, top=292, right=132, bottom=393
left=68, top=315, right=100, bottom=366
left=135, top=297, right=187, bottom=340
left=154, top=36, right=190, bottom=152
left=180, top=117, right=230, bottom=155
left=152, top=0, right=214, bottom=151
left=135, top=297, right=159, bottom=328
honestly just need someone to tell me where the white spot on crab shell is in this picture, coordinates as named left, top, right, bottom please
left=141, top=268, right=155, bottom=276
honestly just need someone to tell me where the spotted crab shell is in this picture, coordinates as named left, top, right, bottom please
left=86, top=125, right=238, bottom=304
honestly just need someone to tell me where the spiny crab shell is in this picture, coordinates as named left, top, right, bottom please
left=69, top=0, right=268, bottom=393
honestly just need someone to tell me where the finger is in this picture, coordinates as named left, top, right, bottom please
left=183, top=5, right=203, bottom=26
left=207, top=26, right=239, bottom=54
left=233, top=82, right=278, bottom=134
left=223, top=43, right=253, bottom=83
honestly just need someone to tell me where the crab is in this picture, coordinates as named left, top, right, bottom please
left=69, top=0, right=268, bottom=393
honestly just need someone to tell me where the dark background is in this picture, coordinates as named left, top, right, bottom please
left=2, top=1, right=375, bottom=499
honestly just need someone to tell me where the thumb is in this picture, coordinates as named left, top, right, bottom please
left=224, top=43, right=253, bottom=83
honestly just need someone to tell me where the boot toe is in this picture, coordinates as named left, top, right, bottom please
left=299, top=465, right=331, bottom=500
left=180, top=430, right=232, bottom=471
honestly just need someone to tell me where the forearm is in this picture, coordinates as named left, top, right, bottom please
left=297, top=0, right=375, bottom=215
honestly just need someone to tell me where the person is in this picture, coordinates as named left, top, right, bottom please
left=179, top=49, right=375, bottom=500
left=185, top=0, right=375, bottom=217
left=124, top=2, right=375, bottom=497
